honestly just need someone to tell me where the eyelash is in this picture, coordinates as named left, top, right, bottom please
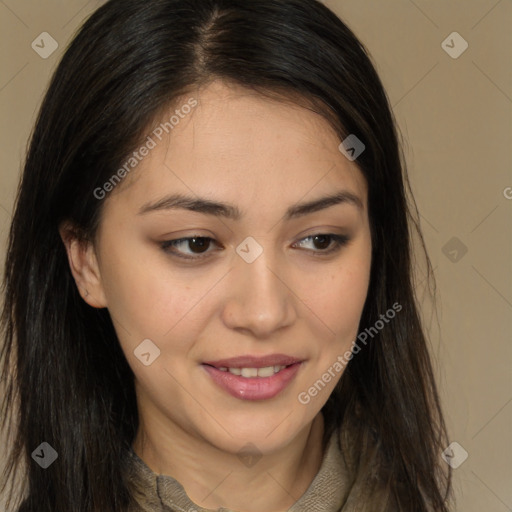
left=160, top=233, right=350, bottom=261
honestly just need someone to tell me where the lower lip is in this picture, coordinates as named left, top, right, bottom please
left=202, top=363, right=302, bottom=401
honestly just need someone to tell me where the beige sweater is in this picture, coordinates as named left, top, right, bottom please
left=123, top=427, right=366, bottom=512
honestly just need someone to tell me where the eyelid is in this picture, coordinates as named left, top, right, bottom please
left=160, top=236, right=220, bottom=260
left=160, top=233, right=350, bottom=261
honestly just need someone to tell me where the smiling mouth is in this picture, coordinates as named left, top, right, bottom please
left=203, top=364, right=293, bottom=378
left=201, top=361, right=303, bottom=401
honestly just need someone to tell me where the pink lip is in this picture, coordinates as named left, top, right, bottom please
left=202, top=362, right=302, bottom=401
left=203, top=354, right=302, bottom=369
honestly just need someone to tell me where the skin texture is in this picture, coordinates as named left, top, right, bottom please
left=60, top=80, right=372, bottom=512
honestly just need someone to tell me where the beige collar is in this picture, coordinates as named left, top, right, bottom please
left=124, top=427, right=350, bottom=512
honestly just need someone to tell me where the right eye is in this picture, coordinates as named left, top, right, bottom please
left=160, top=236, right=221, bottom=260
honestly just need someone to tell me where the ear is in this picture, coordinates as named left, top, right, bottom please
left=58, top=222, right=108, bottom=308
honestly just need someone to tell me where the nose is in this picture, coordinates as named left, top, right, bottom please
left=221, top=244, right=297, bottom=338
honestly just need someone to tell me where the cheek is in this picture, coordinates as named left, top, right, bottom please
left=297, top=251, right=370, bottom=402
left=103, top=267, right=205, bottom=344
left=302, top=250, right=371, bottom=341
left=335, top=265, right=370, bottom=330
left=96, top=232, right=197, bottom=341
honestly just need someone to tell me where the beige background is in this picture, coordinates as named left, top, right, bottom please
left=1, top=0, right=511, bottom=510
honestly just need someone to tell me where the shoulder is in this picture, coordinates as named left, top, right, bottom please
left=122, top=447, right=166, bottom=512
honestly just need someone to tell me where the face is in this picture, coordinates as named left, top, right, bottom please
left=71, top=80, right=372, bottom=456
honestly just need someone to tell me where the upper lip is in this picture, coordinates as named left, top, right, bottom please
left=203, top=354, right=303, bottom=369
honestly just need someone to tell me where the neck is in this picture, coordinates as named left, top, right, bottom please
left=132, top=411, right=325, bottom=512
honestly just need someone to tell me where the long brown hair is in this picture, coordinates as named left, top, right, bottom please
left=1, top=0, right=451, bottom=510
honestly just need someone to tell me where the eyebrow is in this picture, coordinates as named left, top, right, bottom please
left=137, top=190, right=363, bottom=220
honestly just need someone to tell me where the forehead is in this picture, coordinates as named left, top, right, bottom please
left=103, top=80, right=368, bottom=216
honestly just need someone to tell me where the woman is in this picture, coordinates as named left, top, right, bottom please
left=0, top=0, right=452, bottom=510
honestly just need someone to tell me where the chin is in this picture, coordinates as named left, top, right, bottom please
left=200, top=412, right=309, bottom=455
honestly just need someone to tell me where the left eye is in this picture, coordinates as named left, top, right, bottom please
left=292, top=234, right=350, bottom=254
left=161, top=233, right=350, bottom=260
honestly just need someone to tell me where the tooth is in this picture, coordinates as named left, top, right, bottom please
left=229, top=367, right=242, bottom=376
left=218, top=367, right=228, bottom=372
left=257, top=366, right=275, bottom=377
left=274, top=365, right=280, bottom=373
left=241, top=368, right=258, bottom=378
